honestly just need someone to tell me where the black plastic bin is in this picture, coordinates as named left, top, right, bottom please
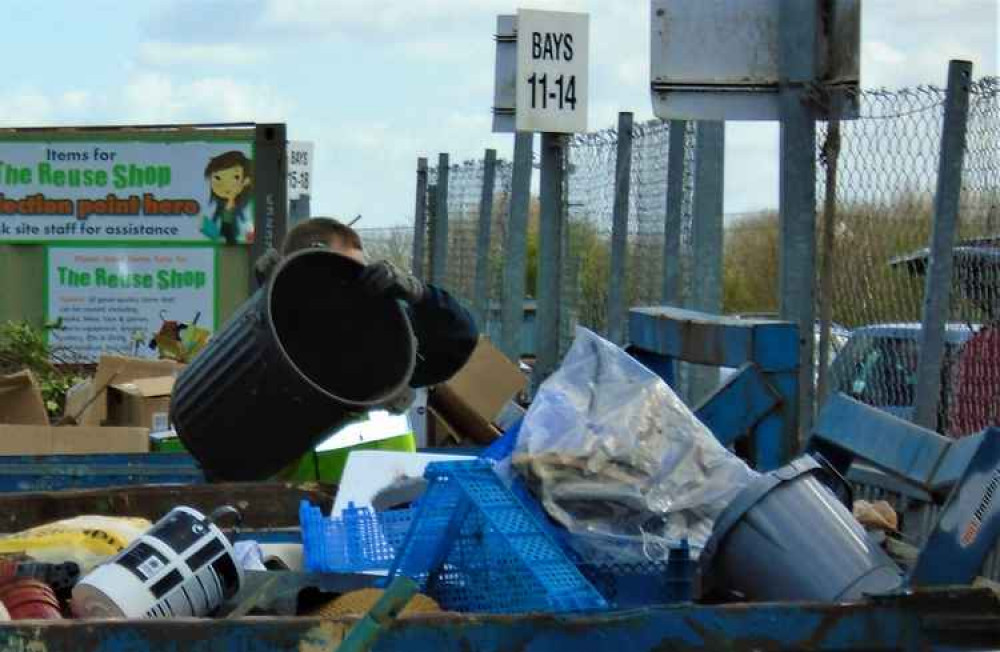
left=170, top=249, right=416, bottom=481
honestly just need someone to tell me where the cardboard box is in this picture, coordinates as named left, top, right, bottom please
left=64, top=355, right=184, bottom=426
left=107, top=376, right=175, bottom=432
left=0, top=371, right=50, bottom=426
left=429, top=337, right=527, bottom=444
left=0, top=425, right=149, bottom=455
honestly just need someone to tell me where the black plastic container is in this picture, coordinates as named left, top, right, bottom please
left=170, top=249, right=416, bottom=480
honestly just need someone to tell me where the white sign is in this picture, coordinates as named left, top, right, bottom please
left=0, top=137, right=255, bottom=243
left=515, top=9, right=589, bottom=134
left=46, top=246, right=216, bottom=361
left=287, top=141, right=314, bottom=200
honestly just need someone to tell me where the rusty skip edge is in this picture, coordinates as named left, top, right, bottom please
left=0, top=588, right=997, bottom=652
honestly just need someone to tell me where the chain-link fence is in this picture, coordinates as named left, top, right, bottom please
left=409, top=76, right=998, bottom=431
left=419, top=156, right=513, bottom=314
left=564, top=119, right=697, bottom=337
left=811, top=78, right=1000, bottom=435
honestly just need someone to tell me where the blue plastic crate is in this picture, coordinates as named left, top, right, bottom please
left=300, top=501, right=415, bottom=573
left=388, top=460, right=607, bottom=614
left=504, top=475, right=697, bottom=608
left=575, top=543, right=696, bottom=608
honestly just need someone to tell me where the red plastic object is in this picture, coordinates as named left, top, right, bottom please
left=0, top=579, right=62, bottom=620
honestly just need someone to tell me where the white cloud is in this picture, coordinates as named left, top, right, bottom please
left=259, top=0, right=586, bottom=37
left=0, top=93, right=53, bottom=126
left=123, top=72, right=291, bottom=123
left=138, top=41, right=264, bottom=66
left=616, top=55, right=648, bottom=89
left=60, top=91, right=91, bottom=112
left=864, top=41, right=906, bottom=67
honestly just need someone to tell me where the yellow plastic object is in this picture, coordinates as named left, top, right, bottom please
left=309, top=588, right=440, bottom=619
left=0, top=516, right=151, bottom=572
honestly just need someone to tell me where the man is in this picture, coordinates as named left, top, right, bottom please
left=255, top=217, right=478, bottom=397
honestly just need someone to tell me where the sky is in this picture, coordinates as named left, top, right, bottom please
left=2, top=0, right=997, bottom=227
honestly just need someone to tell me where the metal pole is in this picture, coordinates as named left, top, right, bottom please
left=663, top=120, right=688, bottom=305
left=425, top=184, right=437, bottom=282
left=289, top=194, right=310, bottom=227
left=430, top=153, right=450, bottom=287
left=535, top=132, right=566, bottom=387
left=913, top=60, right=974, bottom=431
left=474, top=149, right=498, bottom=327
left=689, top=121, right=725, bottom=404
left=778, top=0, right=817, bottom=447
left=817, top=120, right=841, bottom=406
left=411, top=157, right=428, bottom=279
left=501, top=132, right=533, bottom=361
left=607, top=112, right=634, bottom=344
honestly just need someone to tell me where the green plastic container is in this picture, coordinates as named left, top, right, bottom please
left=276, top=432, right=417, bottom=485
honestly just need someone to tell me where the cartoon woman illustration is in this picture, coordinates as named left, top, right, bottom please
left=203, top=151, right=253, bottom=245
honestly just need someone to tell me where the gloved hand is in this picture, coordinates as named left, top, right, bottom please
left=357, top=260, right=425, bottom=304
left=253, top=248, right=282, bottom=286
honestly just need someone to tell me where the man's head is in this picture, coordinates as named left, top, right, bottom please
left=282, top=217, right=366, bottom=264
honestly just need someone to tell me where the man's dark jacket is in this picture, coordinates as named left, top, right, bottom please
left=407, top=284, right=478, bottom=387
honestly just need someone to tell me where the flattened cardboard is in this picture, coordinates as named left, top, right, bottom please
left=0, top=425, right=149, bottom=455
left=429, top=337, right=526, bottom=444
left=0, top=371, right=49, bottom=426
left=107, top=376, right=176, bottom=432
left=66, top=355, right=184, bottom=426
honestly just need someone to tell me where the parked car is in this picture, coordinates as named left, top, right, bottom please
left=826, top=322, right=976, bottom=432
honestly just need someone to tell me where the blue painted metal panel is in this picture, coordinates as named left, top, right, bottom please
left=629, top=307, right=800, bottom=469
left=629, top=349, right=676, bottom=389
left=629, top=307, right=797, bottom=372
left=695, top=363, right=780, bottom=447
left=809, top=394, right=951, bottom=489
left=911, top=429, right=1000, bottom=587
left=0, top=588, right=995, bottom=650
left=933, top=431, right=987, bottom=491
left=755, top=370, right=798, bottom=471
left=0, top=453, right=203, bottom=492
left=751, top=321, right=800, bottom=373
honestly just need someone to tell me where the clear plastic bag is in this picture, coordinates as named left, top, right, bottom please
left=513, top=328, right=757, bottom=561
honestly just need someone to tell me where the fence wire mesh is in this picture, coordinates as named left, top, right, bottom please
left=407, top=77, right=998, bottom=434
left=417, top=156, right=513, bottom=314
left=564, top=119, right=695, bottom=337
left=817, top=78, right=1000, bottom=435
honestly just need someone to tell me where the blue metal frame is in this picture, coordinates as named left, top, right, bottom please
left=628, top=307, right=799, bottom=470
left=808, top=394, right=985, bottom=496
left=0, top=587, right=994, bottom=651
left=0, top=452, right=203, bottom=492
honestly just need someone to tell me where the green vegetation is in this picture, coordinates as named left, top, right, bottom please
left=0, top=320, right=88, bottom=417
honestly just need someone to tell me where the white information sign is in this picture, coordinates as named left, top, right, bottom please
left=287, top=141, right=314, bottom=200
left=46, top=246, right=216, bottom=361
left=0, top=137, right=255, bottom=243
left=515, top=9, right=589, bottom=134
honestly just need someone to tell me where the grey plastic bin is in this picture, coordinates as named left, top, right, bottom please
left=171, top=249, right=416, bottom=481
left=701, top=455, right=903, bottom=602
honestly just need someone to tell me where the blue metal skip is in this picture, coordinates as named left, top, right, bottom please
left=0, top=452, right=203, bottom=492
left=0, top=588, right=994, bottom=651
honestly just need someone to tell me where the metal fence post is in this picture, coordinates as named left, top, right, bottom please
left=411, top=157, right=428, bottom=279
left=607, top=112, right=634, bottom=344
left=689, top=121, right=726, bottom=404
left=430, top=153, right=450, bottom=287
left=778, top=0, right=817, bottom=448
left=663, top=120, right=688, bottom=305
left=289, top=194, right=310, bottom=227
left=535, top=132, right=566, bottom=387
left=501, top=132, right=534, bottom=361
left=473, top=149, right=498, bottom=326
left=913, top=60, right=974, bottom=431
left=426, top=183, right=437, bottom=282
